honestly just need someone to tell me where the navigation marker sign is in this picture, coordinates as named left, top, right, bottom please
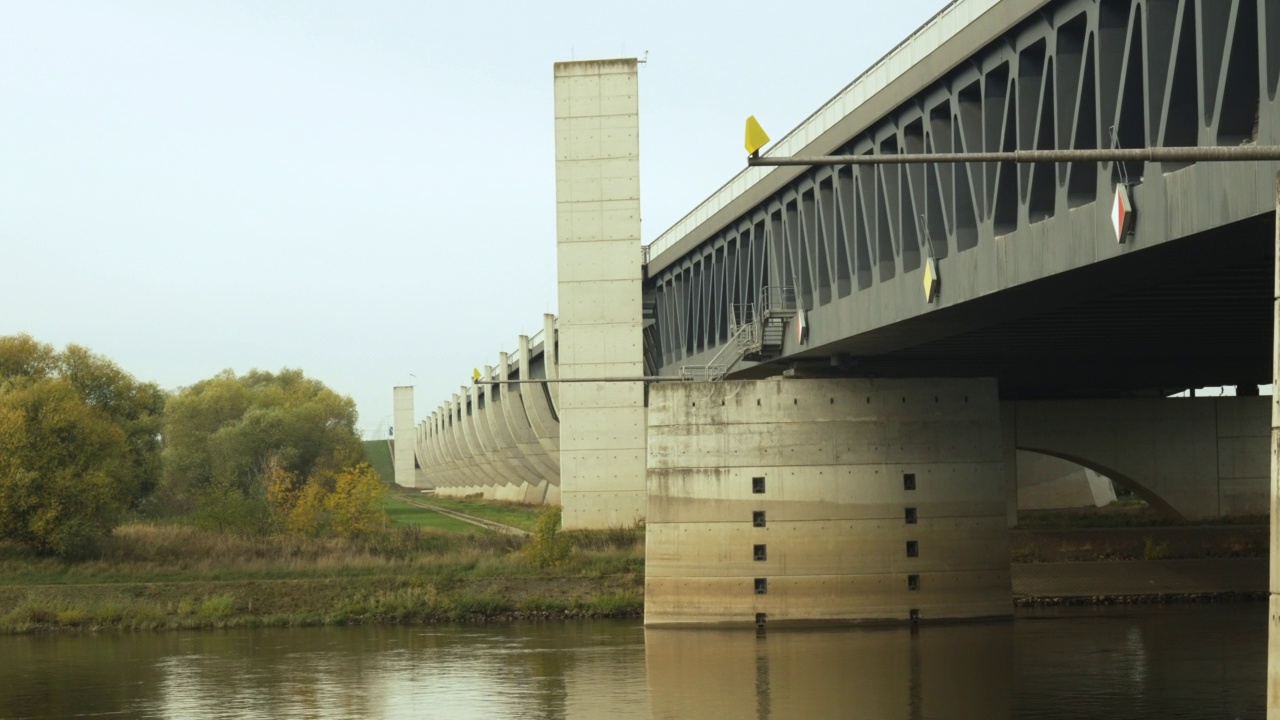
left=923, top=258, right=939, bottom=303
left=1111, top=184, right=1134, bottom=243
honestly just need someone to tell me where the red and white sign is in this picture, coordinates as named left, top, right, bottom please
left=1111, top=184, right=1134, bottom=243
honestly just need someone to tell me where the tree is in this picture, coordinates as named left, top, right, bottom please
left=325, top=463, right=386, bottom=540
left=0, top=336, right=165, bottom=557
left=161, top=368, right=363, bottom=510
left=0, top=335, right=166, bottom=500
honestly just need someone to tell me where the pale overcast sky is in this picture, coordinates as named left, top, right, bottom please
left=2, top=0, right=947, bottom=437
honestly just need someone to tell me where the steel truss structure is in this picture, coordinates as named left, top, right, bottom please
left=647, top=0, right=1280, bottom=372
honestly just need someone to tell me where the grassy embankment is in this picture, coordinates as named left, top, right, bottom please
left=362, top=439, right=395, bottom=484
left=0, top=492, right=643, bottom=634
left=1011, top=498, right=1269, bottom=563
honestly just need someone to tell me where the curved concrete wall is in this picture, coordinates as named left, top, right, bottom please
left=409, top=328, right=565, bottom=503
left=645, top=377, right=1011, bottom=627
left=1016, top=451, right=1116, bottom=510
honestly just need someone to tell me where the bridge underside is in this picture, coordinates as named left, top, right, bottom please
left=741, top=213, right=1274, bottom=399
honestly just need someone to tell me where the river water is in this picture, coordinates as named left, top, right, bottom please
left=0, top=603, right=1264, bottom=719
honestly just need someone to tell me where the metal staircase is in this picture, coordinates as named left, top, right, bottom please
left=741, top=286, right=797, bottom=362
left=678, top=286, right=796, bottom=381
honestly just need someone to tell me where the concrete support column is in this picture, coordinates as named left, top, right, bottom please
left=435, top=411, right=454, bottom=491
left=1000, top=401, right=1018, bottom=527
left=392, top=386, right=417, bottom=488
left=553, top=58, right=646, bottom=529
left=482, top=363, right=544, bottom=502
left=447, top=396, right=484, bottom=496
left=499, top=351, right=559, bottom=501
left=430, top=410, right=453, bottom=493
left=519, top=333, right=561, bottom=506
left=470, top=383, right=518, bottom=492
left=1268, top=174, right=1279, bottom=719
left=414, top=422, right=434, bottom=490
left=645, top=378, right=1011, bottom=627
left=459, top=386, right=502, bottom=496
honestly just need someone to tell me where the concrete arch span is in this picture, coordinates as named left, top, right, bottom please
left=1009, top=397, right=1269, bottom=521
left=1013, top=446, right=1180, bottom=520
left=1013, top=450, right=1118, bottom=512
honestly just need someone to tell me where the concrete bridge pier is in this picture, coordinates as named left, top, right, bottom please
left=644, top=377, right=1011, bottom=627
left=392, top=386, right=422, bottom=488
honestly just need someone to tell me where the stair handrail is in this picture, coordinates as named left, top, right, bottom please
left=760, top=286, right=797, bottom=316
left=679, top=308, right=759, bottom=381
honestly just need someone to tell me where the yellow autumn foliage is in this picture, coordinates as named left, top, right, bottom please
left=326, top=463, right=386, bottom=540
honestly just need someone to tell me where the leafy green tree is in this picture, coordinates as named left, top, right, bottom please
left=0, top=336, right=165, bottom=557
left=0, top=335, right=166, bottom=500
left=162, top=369, right=362, bottom=509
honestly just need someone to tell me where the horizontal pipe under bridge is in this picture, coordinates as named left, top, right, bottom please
left=474, top=377, right=669, bottom=385
left=747, top=145, right=1280, bottom=166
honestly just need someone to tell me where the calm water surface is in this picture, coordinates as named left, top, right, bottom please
left=0, top=603, right=1264, bottom=719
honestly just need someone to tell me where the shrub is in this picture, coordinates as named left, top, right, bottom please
left=190, top=476, right=271, bottom=534
left=1143, top=536, right=1169, bottom=560
left=326, top=463, right=387, bottom=540
left=524, top=509, right=570, bottom=568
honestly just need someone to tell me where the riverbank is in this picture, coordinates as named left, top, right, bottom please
left=3, top=496, right=1270, bottom=634
left=0, top=521, right=644, bottom=634
left=1012, top=557, right=1268, bottom=605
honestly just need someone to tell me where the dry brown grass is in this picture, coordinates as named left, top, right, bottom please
left=0, top=520, right=646, bottom=634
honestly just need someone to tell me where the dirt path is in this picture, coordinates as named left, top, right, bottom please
left=395, top=495, right=529, bottom=536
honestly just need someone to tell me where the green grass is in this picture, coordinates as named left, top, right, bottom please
left=0, top=520, right=645, bottom=633
left=408, top=494, right=542, bottom=531
left=363, top=440, right=395, bottom=483
left=382, top=495, right=478, bottom=533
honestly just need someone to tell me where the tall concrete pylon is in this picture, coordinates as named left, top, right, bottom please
left=553, top=58, right=647, bottom=529
left=392, top=386, right=418, bottom=488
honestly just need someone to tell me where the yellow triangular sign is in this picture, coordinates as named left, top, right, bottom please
left=472, top=368, right=481, bottom=381
left=745, top=116, right=770, bottom=156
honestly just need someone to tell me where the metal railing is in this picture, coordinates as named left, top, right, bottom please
left=678, top=364, right=729, bottom=382
left=679, top=316, right=760, bottom=382
left=760, top=286, right=797, bottom=316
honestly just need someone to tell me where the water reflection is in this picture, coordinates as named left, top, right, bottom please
left=0, top=604, right=1265, bottom=719
left=645, top=622, right=1012, bottom=719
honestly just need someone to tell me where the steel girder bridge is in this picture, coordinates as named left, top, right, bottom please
left=642, top=0, right=1280, bottom=399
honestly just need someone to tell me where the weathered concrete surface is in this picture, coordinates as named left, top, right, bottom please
left=1016, top=452, right=1116, bottom=510
left=1015, top=397, right=1269, bottom=520
left=645, top=377, right=1012, bottom=627
left=554, top=58, right=646, bottom=528
left=644, top=621, right=1012, bottom=719
left=520, top=326, right=562, bottom=481
left=392, top=386, right=423, bottom=488
left=498, top=351, right=559, bottom=486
